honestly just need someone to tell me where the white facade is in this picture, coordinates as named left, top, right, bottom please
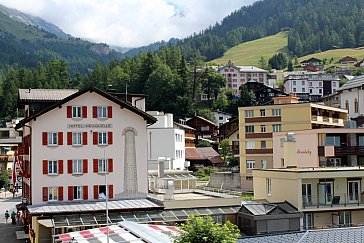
left=147, top=111, right=186, bottom=171
left=20, top=89, right=152, bottom=205
left=284, top=72, right=340, bottom=98
left=213, top=111, right=232, bottom=127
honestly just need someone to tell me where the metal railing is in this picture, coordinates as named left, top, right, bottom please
left=302, top=193, right=364, bottom=208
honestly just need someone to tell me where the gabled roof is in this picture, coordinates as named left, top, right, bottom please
left=300, top=57, right=322, bottom=63
left=15, top=87, right=157, bottom=129
left=337, top=75, right=364, bottom=92
left=337, top=56, right=357, bottom=63
left=186, top=116, right=216, bottom=126
left=18, top=88, right=78, bottom=104
left=239, top=201, right=299, bottom=216
left=185, top=147, right=223, bottom=164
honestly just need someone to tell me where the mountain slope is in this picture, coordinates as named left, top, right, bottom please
left=0, top=4, right=123, bottom=74
left=211, top=32, right=288, bottom=66
left=174, top=0, right=364, bottom=61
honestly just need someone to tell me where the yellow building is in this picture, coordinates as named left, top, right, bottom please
left=238, top=99, right=348, bottom=191
left=253, top=167, right=364, bottom=230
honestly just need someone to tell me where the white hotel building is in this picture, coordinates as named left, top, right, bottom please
left=16, top=87, right=156, bottom=205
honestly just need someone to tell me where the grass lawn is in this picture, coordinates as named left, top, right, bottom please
left=211, top=32, right=289, bottom=66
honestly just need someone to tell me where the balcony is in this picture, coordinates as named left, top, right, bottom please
left=311, top=115, right=344, bottom=126
left=302, top=193, right=364, bottom=210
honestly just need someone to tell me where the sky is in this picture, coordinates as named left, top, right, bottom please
left=1, top=0, right=256, bottom=48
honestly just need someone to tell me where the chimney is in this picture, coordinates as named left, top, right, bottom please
left=157, top=157, right=166, bottom=178
left=283, top=132, right=297, bottom=168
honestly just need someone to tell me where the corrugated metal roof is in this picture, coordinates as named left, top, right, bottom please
left=19, top=89, right=78, bottom=101
left=337, top=75, right=364, bottom=91
left=28, top=199, right=162, bottom=214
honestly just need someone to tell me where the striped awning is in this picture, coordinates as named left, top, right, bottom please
left=55, top=221, right=179, bottom=243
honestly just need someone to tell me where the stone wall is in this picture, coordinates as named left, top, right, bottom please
left=208, top=172, right=241, bottom=190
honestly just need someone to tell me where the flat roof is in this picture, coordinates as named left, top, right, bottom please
left=27, top=198, right=163, bottom=215
left=238, top=102, right=348, bottom=113
left=254, top=166, right=364, bottom=173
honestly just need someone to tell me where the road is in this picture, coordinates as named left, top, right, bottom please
left=0, top=190, right=24, bottom=242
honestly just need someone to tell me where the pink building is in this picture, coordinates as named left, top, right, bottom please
left=16, top=87, right=156, bottom=205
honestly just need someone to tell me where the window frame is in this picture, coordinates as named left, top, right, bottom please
left=72, top=159, right=83, bottom=174
left=48, top=160, right=58, bottom=175
left=98, top=132, right=108, bottom=145
left=272, top=124, right=282, bottom=132
left=245, top=110, right=254, bottom=118
left=272, top=109, right=281, bottom=116
left=73, top=186, right=83, bottom=200
left=267, top=178, right=272, bottom=196
left=245, top=140, right=255, bottom=149
left=48, top=132, right=58, bottom=146
left=72, top=132, right=82, bottom=146
left=48, top=187, right=58, bottom=201
left=246, top=160, right=255, bottom=169
left=245, top=125, right=254, bottom=133
left=72, top=106, right=82, bottom=118
left=97, top=106, right=108, bottom=118
left=260, top=125, right=266, bottom=133
left=260, top=109, right=266, bottom=117
left=98, top=159, right=107, bottom=173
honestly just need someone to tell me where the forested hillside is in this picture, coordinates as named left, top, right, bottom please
left=175, top=0, right=364, bottom=61
left=0, top=5, right=123, bottom=75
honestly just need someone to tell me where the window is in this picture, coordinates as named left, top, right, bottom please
left=48, top=132, right=58, bottom=145
left=309, top=82, right=312, bottom=87
left=48, top=187, right=58, bottom=201
left=326, top=136, right=340, bottom=146
left=245, top=125, right=254, bottom=133
left=245, top=140, right=255, bottom=149
left=73, top=159, right=83, bottom=174
left=48, top=160, right=58, bottom=174
left=302, top=80, right=305, bottom=85
left=319, top=89, right=322, bottom=94
left=176, top=150, right=183, bottom=159
left=267, top=178, right=272, bottom=195
left=303, top=213, right=313, bottom=230
left=355, top=98, right=358, bottom=113
left=302, top=88, right=306, bottom=93
left=272, top=109, right=281, bottom=116
left=260, top=125, right=266, bottom=133
left=98, top=132, right=107, bottom=145
left=73, top=186, right=83, bottom=200
left=261, top=160, right=267, bottom=169
left=333, top=82, right=336, bottom=87
left=98, top=185, right=106, bottom=199
left=201, top=126, right=210, bottom=131
left=319, top=82, right=322, bottom=87
left=339, top=211, right=351, bottom=226
left=72, top=132, right=82, bottom=145
left=309, top=89, right=312, bottom=93
left=72, top=106, right=82, bottom=118
left=345, top=100, right=349, bottom=112
left=260, top=109, right=266, bottom=116
left=98, top=159, right=107, bottom=173
left=246, top=160, right=255, bottom=169
left=245, top=110, right=254, bottom=118
left=359, top=136, right=364, bottom=146
left=272, top=124, right=281, bottom=132
left=219, top=116, right=223, bottom=120
left=261, top=141, right=267, bottom=149
left=293, top=81, right=296, bottom=85
left=293, top=88, right=297, bottom=92
left=97, top=106, right=107, bottom=118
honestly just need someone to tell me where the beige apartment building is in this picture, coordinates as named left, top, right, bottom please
left=238, top=97, right=348, bottom=191
left=253, top=167, right=364, bottom=230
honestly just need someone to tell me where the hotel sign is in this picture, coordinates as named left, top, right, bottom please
left=67, top=124, right=112, bottom=129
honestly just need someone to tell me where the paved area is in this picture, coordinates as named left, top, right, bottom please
left=0, top=191, right=25, bottom=242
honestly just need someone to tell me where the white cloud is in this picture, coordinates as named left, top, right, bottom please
left=0, top=0, right=256, bottom=47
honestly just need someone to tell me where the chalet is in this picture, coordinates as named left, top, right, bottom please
left=337, top=56, right=357, bottom=64
left=186, top=116, right=218, bottom=142
left=299, top=57, right=322, bottom=67
left=244, top=80, right=289, bottom=105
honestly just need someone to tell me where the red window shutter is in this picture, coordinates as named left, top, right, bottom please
left=68, top=186, right=73, bottom=201
left=67, top=106, right=72, bottom=118
left=93, top=106, right=97, bottom=118
left=108, top=159, right=113, bottom=172
left=67, top=160, right=73, bottom=174
left=108, top=132, right=113, bottom=145
left=43, top=160, right=48, bottom=174
left=58, top=132, right=63, bottom=145
left=108, top=185, right=113, bottom=199
left=83, top=186, right=88, bottom=200
left=82, top=106, right=87, bottom=118
left=93, top=185, right=98, bottom=200
left=67, top=132, right=72, bottom=145
left=58, top=160, right=63, bottom=174
left=83, top=159, right=88, bottom=173
left=42, top=132, right=48, bottom=145
left=93, top=159, right=98, bottom=173
left=93, top=132, right=98, bottom=145
left=42, top=187, right=48, bottom=201
left=107, top=106, right=112, bottom=118
left=58, top=187, right=63, bottom=201
left=82, top=132, right=87, bottom=145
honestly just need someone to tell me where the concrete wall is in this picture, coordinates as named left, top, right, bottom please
left=208, top=172, right=241, bottom=190
left=30, top=91, right=149, bottom=205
